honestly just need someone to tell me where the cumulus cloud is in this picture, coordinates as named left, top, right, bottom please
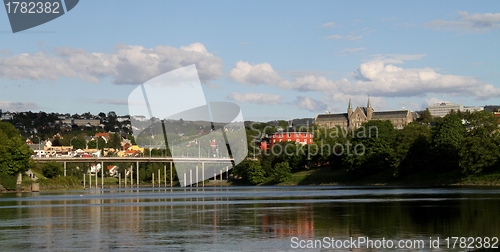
left=0, top=43, right=223, bottom=84
left=94, top=99, right=130, bottom=105
left=227, top=92, right=282, bottom=105
left=229, top=61, right=287, bottom=86
left=292, top=96, right=327, bottom=112
left=427, top=11, right=500, bottom=31
left=340, top=47, right=365, bottom=53
left=229, top=61, right=342, bottom=91
left=0, top=101, right=40, bottom=112
left=349, top=60, right=500, bottom=98
left=327, top=34, right=363, bottom=41
left=230, top=56, right=500, bottom=101
left=321, top=22, right=337, bottom=28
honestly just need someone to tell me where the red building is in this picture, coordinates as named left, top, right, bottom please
left=260, top=130, right=313, bottom=151
left=494, top=109, right=500, bottom=124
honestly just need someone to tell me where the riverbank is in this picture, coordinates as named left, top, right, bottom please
left=5, top=166, right=500, bottom=193
left=273, top=166, right=500, bottom=187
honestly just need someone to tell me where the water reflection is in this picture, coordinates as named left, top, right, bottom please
left=0, top=187, right=499, bottom=251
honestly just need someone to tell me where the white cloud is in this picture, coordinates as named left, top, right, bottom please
left=349, top=59, right=500, bottom=98
left=340, top=47, right=365, bottom=53
left=230, top=57, right=500, bottom=102
left=327, top=34, right=362, bottom=41
left=368, top=54, right=426, bottom=64
left=427, top=11, right=500, bottom=31
left=230, top=61, right=287, bottom=86
left=321, top=22, right=337, bottom=28
left=229, top=61, right=342, bottom=92
left=0, top=43, right=223, bottom=84
left=292, top=96, right=327, bottom=112
left=94, top=99, right=129, bottom=105
left=0, top=101, right=40, bottom=112
left=227, top=92, right=282, bottom=105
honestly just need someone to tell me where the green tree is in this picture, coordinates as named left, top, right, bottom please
left=87, top=137, right=106, bottom=150
left=71, top=137, right=86, bottom=150
left=272, top=161, right=292, bottom=183
left=42, top=162, right=63, bottom=178
left=431, top=112, right=466, bottom=172
left=344, top=120, right=396, bottom=175
left=417, top=108, right=433, bottom=124
left=233, top=159, right=266, bottom=185
left=107, top=133, right=122, bottom=149
left=0, top=121, right=32, bottom=178
left=459, top=111, right=500, bottom=174
left=393, top=123, right=431, bottom=177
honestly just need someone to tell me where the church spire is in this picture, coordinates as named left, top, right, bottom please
left=367, top=96, right=371, bottom=108
left=348, top=97, right=352, bottom=110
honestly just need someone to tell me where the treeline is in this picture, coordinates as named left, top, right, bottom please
left=234, top=110, right=500, bottom=184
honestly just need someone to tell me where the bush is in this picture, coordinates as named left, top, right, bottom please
left=0, top=172, right=17, bottom=190
left=42, top=162, right=63, bottom=179
left=272, top=161, right=292, bottom=183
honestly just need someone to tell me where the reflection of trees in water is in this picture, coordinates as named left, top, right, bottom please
left=311, top=198, right=500, bottom=239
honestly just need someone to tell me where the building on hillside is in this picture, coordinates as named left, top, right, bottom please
left=426, top=102, right=484, bottom=117
left=0, top=112, right=13, bottom=120
left=315, top=98, right=417, bottom=131
left=494, top=109, right=500, bottom=125
left=259, top=128, right=313, bottom=151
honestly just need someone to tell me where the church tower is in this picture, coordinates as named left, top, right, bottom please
left=347, top=98, right=353, bottom=129
left=367, top=97, right=374, bottom=120
left=347, top=98, right=353, bottom=116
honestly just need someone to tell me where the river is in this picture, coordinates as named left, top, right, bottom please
left=1, top=186, right=499, bottom=251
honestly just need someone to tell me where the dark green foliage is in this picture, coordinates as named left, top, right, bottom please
left=87, top=137, right=106, bottom=150
left=0, top=122, right=32, bottom=179
left=233, top=159, right=266, bottom=185
left=417, top=108, right=433, bottom=123
left=272, top=161, right=292, bottom=183
left=71, top=137, right=86, bottom=150
left=393, top=123, right=431, bottom=177
left=107, top=133, right=122, bottom=149
left=430, top=112, right=466, bottom=172
left=343, top=120, right=396, bottom=175
left=458, top=110, right=500, bottom=174
left=42, top=162, right=63, bottom=178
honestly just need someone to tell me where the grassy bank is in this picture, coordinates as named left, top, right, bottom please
left=12, top=166, right=500, bottom=192
left=271, top=166, right=500, bottom=186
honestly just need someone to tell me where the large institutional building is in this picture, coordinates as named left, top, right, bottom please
left=315, top=98, right=418, bottom=130
left=426, top=102, right=484, bottom=117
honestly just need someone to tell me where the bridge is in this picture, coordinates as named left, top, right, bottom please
left=32, top=156, right=234, bottom=188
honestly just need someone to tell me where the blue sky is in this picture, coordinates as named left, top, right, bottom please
left=0, top=0, right=499, bottom=121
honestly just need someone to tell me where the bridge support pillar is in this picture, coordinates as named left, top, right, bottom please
left=164, top=165, right=167, bottom=188
left=170, top=162, right=173, bottom=188
left=64, top=162, right=67, bottom=177
left=202, top=162, right=205, bottom=187
left=136, top=162, right=139, bottom=188
left=101, top=161, right=104, bottom=189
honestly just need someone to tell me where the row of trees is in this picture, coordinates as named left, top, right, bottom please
left=341, top=110, right=500, bottom=178
left=233, top=110, right=500, bottom=184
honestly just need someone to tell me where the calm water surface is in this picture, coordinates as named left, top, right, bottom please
left=1, top=186, right=499, bottom=251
